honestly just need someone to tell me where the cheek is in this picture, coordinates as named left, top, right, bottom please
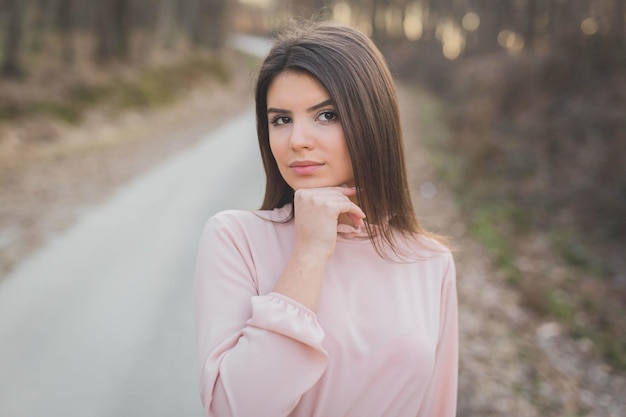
left=268, top=135, right=282, bottom=160
left=343, top=155, right=355, bottom=178
left=341, top=141, right=355, bottom=177
left=336, top=135, right=352, bottom=167
left=269, top=136, right=290, bottom=179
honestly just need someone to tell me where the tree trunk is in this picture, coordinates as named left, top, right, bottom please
left=547, top=0, right=557, bottom=39
left=29, top=0, right=50, bottom=53
left=95, top=0, right=132, bottom=62
left=187, top=0, right=203, bottom=46
left=156, top=0, right=177, bottom=48
left=1, top=0, right=25, bottom=78
left=290, top=0, right=327, bottom=18
left=525, top=0, right=538, bottom=50
left=190, top=0, right=228, bottom=50
left=58, top=0, right=76, bottom=64
left=476, top=0, right=502, bottom=52
left=204, top=0, right=229, bottom=50
left=550, top=0, right=578, bottom=38
left=370, top=0, right=384, bottom=42
left=612, top=0, right=625, bottom=41
left=112, top=0, right=131, bottom=57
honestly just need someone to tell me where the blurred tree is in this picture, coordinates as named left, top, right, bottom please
left=5, top=0, right=620, bottom=80
left=550, top=0, right=581, bottom=38
left=95, top=0, right=132, bottom=62
left=290, top=0, right=329, bottom=17
left=370, top=0, right=387, bottom=41
left=524, top=0, right=538, bottom=49
left=186, top=0, right=202, bottom=45
left=422, top=0, right=441, bottom=41
left=155, top=0, right=177, bottom=48
left=203, top=0, right=229, bottom=49
left=1, top=0, right=25, bottom=78
left=188, top=0, right=229, bottom=49
left=58, top=0, right=76, bottom=63
left=0, top=0, right=236, bottom=79
left=473, top=0, right=504, bottom=51
left=29, top=0, right=52, bottom=54
left=612, top=0, right=625, bottom=40
left=547, top=0, right=558, bottom=37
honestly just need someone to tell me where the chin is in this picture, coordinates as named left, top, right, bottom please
left=288, top=178, right=339, bottom=190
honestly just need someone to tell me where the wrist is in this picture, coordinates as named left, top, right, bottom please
left=291, top=243, right=331, bottom=265
left=272, top=246, right=328, bottom=312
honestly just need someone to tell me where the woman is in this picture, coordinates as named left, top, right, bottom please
left=194, top=21, right=458, bottom=417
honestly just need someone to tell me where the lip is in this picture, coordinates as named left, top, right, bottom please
left=288, top=160, right=324, bottom=176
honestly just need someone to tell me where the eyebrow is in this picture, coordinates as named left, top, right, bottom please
left=267, top=98, right=334, bottom=114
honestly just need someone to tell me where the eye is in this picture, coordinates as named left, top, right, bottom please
left=270, top=115, right=291, bottom=126
left=317, top=110, right=338, bottom=123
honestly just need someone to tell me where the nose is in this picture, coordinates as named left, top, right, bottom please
left=289, top=121, right=314, bottom=150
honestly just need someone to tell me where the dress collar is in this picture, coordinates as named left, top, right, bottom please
left=336, top=221, right=371, bottom=239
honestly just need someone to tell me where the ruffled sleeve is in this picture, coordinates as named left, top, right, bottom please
left=193, top=214, right=329, bottom=417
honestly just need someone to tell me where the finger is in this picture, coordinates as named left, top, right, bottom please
left=336, top=186, right=358, bottom=197
left=326, top=191, right=366, bottom=219
left=347, top=212, right=364, bottom=227
left=294, top=187, right=365, bottom=219
left=338, top=201, right=366, bottom=220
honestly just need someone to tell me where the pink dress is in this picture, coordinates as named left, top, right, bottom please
left=193, top=205, right=458, bottom=417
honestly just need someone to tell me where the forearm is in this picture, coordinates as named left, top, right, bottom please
left=272, top=246, right=327, bottom=312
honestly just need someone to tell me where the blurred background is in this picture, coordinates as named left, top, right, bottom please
left=0, top=0, right=624, bottom=416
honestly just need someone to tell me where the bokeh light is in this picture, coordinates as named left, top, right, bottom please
left=333, top=2, right=352, bottom=25
left=581, top=17, right=599, bottom=35
left=497, top=30, right=524, bottom=53
left=462, top=12, right=480, bottom=32
left=403, top=4, right=424, bottom=41
left=437, top=20, right=465, bottom=60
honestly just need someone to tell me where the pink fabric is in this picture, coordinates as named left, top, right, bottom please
left=193, top=205, right=458, bottom=417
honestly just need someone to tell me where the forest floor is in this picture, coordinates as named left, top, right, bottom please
left=400, top=87, right=626, bottom=417
left=0, top=52, right=624, bottom=416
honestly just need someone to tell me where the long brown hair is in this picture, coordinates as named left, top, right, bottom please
left=255, top=21, right=436, bottom=258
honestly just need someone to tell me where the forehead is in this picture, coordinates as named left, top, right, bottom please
left=267, top=71, right=330, bottom=105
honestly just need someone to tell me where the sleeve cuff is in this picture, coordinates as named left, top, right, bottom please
left=247, top=292, right=325, bottom=349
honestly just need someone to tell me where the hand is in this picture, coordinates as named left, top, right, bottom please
left=292, top=186, right=366, bottom=261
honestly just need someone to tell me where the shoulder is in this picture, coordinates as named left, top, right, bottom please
left=208, top=209, right=260, bottom=228
left=405, top=234, right=455, bottom=281
left=403, top=234, right=453, bottom=261
left=415, top=234, right=450, bottom=253
left=203, top=205, right=293, bottom=238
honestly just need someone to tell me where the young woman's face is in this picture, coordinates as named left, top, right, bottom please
left=267, top=71, right=354, bottom=191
